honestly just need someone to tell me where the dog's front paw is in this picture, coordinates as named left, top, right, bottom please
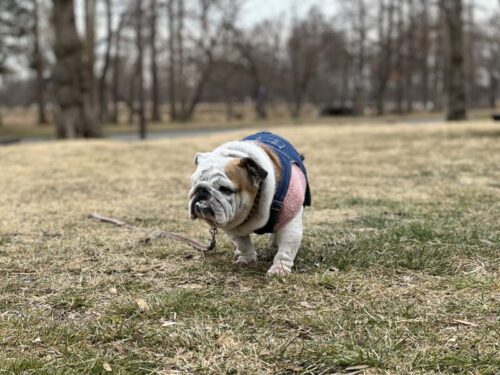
left=267, top=264, right=291, bottom=277
left=235, top=253, right=257, bottom=267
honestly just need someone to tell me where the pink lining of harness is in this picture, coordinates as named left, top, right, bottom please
left=274, top=164, right=307, bottom=232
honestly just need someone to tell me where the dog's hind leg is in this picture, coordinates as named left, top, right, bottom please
left=267, top=206, right=303, bottom=276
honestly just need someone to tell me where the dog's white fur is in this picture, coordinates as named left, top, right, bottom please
left=189, top=140, right=304, bottom=275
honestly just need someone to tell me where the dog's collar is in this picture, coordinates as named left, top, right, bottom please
left=241, top=185, right=262, bottom=226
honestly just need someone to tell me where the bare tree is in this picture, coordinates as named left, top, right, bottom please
left=52, top=0, right=100, bottom=138
left=98, top=0, right=113, bottom=123
left=176, top=0, right=186, bottom=118
left=395, top=1, right=405, bottom=114
left=230, top=20, right=284, bottom=120
left=84, top=0, right=97, bottom=106
left=110, top=9, right=127, bottom=124
left=419, top=0, right=430, bottom=109
left=32, top=0, right=48, bottom=125
left=166, top=0, right=242, bottom=122
left=287, top=9, right=325, bottom=118
left=150, top=0, right=161, bottom=122
left=167, top=0, right=177, bottom=120
left=136, top=0, right=146, bottom=138
left=347, top=0, right=368, bottom=115
left=374, top=0, right=395, bottom=116
left=440, top=0, right=467, bottom=120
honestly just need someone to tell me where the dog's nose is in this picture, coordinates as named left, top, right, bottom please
left=194, top=187, right=210, bottom=203
left=191, top=187, right=213, bottom=218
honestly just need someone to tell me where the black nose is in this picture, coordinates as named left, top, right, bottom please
left=191, top=187, right=212, bottom=218
left=194, top=187, right=210, bottom=203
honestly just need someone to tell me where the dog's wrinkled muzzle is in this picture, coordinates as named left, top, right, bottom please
left=190, top=187, right=215, bottom=220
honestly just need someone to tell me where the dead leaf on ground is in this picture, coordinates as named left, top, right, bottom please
left=103, top=362, right=112, bottom=372
left=479, top=239, right=494, bottom=247
left=217, top=335, right=238, bottom=349
left=135, top=298, right=150, bottom=312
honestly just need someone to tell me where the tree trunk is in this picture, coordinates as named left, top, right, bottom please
left=489, top=72, right=498, bottom=109
left=176, top=0, right=186, bottom=117
left=182, top=63, right=212, bottom=121
left=441, top=0, right=467, bottom=120
left=127, top=72, right=136, bottom=125
left=375, top=0, right=395, bottom=116
left=395, top=2, right=404, bottom=115
left=420, top=0, right=430, bottom=109
left=84, top=0, right=97, bottom=106
left=353, top=0, right=367, bottom=115
left=431, top=6, right=446, bottom=112
left=247, top=55, right=267, bottom=119
left=52, top=0, right=100, bottom=138
left=150, top=0, right=161, bottom=122
left=167, top=0, right=177, bottom=120
left=33, top=0, right=48, bottom=125
left=111, top=12, right=125, bottom=124
left=136, top=0, right=146, bottom=139
left=405, top=0, right=415, bottom=113
left=98, top=0, right=112, bottom=123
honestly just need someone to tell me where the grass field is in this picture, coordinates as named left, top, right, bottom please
left=0, top=121, right=499, bottom=374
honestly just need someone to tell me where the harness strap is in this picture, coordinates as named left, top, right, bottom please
left=242, top=132, right=311, bottom=234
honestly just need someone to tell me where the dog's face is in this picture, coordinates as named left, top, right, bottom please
left=189, top=151, right=268, bottom=228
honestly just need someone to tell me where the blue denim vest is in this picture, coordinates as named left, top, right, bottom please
left=242, top=132, right=311, bottom=234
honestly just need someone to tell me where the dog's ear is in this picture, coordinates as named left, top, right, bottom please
left=239, top=157, right=268, bottom=183
left=194, top=152, right=210, bottom=166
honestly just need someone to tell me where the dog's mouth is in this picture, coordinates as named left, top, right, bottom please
left=191, top=201, right=215, bottom=221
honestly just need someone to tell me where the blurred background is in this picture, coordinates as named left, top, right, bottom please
left=0, top=0, right=499, bottom=142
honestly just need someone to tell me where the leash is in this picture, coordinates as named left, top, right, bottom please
left=88, top=213, right=218, bottom=252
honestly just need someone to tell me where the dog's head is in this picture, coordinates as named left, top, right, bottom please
left=188, top=149, right=268, bottom=229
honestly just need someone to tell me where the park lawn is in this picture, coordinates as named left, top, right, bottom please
left=0, top=121, right=499, bottom=374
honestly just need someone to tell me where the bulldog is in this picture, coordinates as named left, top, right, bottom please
left=188, top=132, right=311, bottom=276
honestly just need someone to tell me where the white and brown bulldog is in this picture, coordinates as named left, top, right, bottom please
left=188, top=132, right=311, bottom=276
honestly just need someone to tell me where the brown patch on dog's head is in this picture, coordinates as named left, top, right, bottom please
left=224, top=158, right=267, bottom=198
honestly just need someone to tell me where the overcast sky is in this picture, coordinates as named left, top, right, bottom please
left=79, top=0, right=499, bottom=32
left=241, top=0, right=498, bottom=26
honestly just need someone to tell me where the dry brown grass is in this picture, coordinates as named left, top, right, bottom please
left=0, top=121, right=499, bottom=374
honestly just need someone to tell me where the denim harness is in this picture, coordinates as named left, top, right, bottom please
left=242, top=132, right=311, bottom=234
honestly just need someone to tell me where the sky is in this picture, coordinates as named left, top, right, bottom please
left=241, top=0, right=339, bottom=27
left=241, top=0, right=499, bottom=26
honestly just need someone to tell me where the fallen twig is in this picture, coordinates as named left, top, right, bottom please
left=452, top=319, right=479, bottom=327
left=88, top=213, right=133, bottom=229
left=88, top=213, right=216, bottom=252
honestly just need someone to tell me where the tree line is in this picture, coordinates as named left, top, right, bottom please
left=0, top=0, right=499, bottom=138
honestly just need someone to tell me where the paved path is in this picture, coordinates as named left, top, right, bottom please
left=1, top=116, right=449, bottom=146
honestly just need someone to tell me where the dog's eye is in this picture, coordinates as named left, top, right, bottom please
left=219, top=186, right=234, bottom=195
